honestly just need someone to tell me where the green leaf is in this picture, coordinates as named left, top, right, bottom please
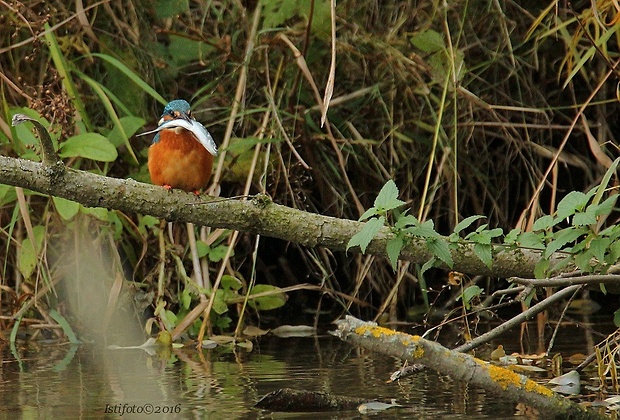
left=473, top=242, right=493, bottom=268
left=52, top=196, right=80, bottom=221
left=59, top=133, right=118, bottom=162
left=168, top=35, right=215, bottom=66
left=594, top=194, right=618, bottom=217
left=591, top=157, right=620, bottom=206
left=410, top=29, right=445, bottom=53
left=534, top=258, right=550, bottom=279
left=572, top=208, right=597, bottom=226
left=456, top=285, right=483, bottom=310
left=374, top=180, right=406, bottom=212
left=394, top=214, right=419, bottom=230
left=426, top=238, right=453, bottom=268
left=532, top=215, right=555, bottom=231
left=221, top=275, right=243, bottom=292
left=155, top=0, right=189, bottom=18
left=454, top=215, right=485, bottom=234
left=80, top=206, right=109, bottom=221
left=386, top=237, right=403, bottom=270
left=18, top=225, right=45, bottom=279
left=107, top=116, right=146, bottom=148
left=588, top=236, right=611, bottom=263
left=89, top=53, right=166, bottom=105
left=212, top=290, right=229, bottom=314
left=359, top=206, right=378, bottom=221
left=614, top=308, right=620, bottom=328
left=261, top=0, right=331, bottom=37
left=544, top=227, right=586, bottom=258
left=181, top=288, right=192, bottom=310
left=516, top=231, right=545, bottom=249
left=138, top=215, right=160, bottom=235
left=556, top=191, right=587, bottom=220
left=248, top=284, right=287, bottom=310
left=49, top=309, right=80, bottom=344
left=406, top=219, right=439, bottom=238
left=207, top=245, right=230, bottom=262
left=347, top=216, right=385, bottom=253
left=504, top=228, right=521, bottom=245
left=420, top=257, right=437, bottom=276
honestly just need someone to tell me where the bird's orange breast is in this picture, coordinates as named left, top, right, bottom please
left=148, top=129, right=214, bottom=192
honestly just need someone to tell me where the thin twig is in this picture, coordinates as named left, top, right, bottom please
left=453, top=284, right=584, bottom=353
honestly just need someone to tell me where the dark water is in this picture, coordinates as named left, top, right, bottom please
left=0, top=321, right=608, bottom=419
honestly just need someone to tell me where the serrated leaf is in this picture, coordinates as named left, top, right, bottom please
left=544, top=228, right=586, bottom=258
left=504, top=228, right=521, bottom=244
left=52, top=196, right=80, bottom=221
left=386, top=237, right=403, bottom=270
left=248, top=284, right=287, bottom=310
left=454, top=215, right=485, bottom=234
left=426, top=238, right=453, bottom=268
left=59, top=133, right=118, bottom=162
left=594, top=194, right=618, bottom=217
left=486, top=228, right=504, bottom=238
left=532, top=215, right=555, bottom=231
left=406, top=219, right=439, bottom=238
left=394, top=214, right=419, bottom=229
left=517, top=231, right=545, bottom=249
left=589, top=236, right=611, bottom=262
left=573, top=206, right=597, bottom=226
left=347, top=216, right=385, bottom=253
left=374, top=180, right=406, bottom=212
left=473, top=242, right=493, bottom=268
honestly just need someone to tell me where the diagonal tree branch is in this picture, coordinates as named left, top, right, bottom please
left=1, top=115, right=568, bottom=279
left=0, top=151, right=565, bottom=279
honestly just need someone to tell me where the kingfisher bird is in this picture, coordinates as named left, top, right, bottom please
left=142, top=99, right=218, bottom=192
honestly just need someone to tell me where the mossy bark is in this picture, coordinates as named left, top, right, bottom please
left=0, top=152, right=568, bottom=279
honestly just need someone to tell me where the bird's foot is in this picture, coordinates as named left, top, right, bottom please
left=163, top=184, right=173, bottom=192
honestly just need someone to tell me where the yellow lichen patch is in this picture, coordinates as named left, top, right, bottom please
left=524, top=377, right=554, bottom=397
left=412, top=344, right=424, bottom=359
left=354, top=325, right=419, bottom=347
left=474, top=358, right=554, bottom=397
left=355, top=325, right=397, bottom=338
left=487, top=363, right=527, bottom=390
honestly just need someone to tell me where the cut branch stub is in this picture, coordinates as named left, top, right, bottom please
left=11, top=113, right=64, bottom=170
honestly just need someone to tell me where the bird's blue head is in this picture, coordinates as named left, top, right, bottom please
left=160, top=99, right=192, bottom=123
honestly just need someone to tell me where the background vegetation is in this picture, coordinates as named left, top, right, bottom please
left=0, top=0, right=619, bottom=343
